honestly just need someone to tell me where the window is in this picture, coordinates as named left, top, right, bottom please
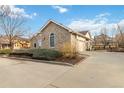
left=50, top=33, right=55, bottom=47
left=34, top=43, right=36, bottom=48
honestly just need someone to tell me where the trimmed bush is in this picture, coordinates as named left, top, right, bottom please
left=8, top=49, right=62, bottom=60
left=9, top=52, right=33, bottom=57
left=30, top=49, right=62, bottom=60
left=9, top=49, right=32, bottom=58
left=0, top=49, right=12, bottom=54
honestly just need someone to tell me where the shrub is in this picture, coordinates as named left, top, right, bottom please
left=0, top=49, right=12, bottom=54
left=9, top=49, right=32, bottom=57
left=60, top=42, right=76, bottom=58
left=93, top=45, right=105, bottom=50
left=30, top=49, right=62, bottom=60
left=9, top=52, right=33, bottom=57
left=13, top=49, right=30, bottom=53
left=8, top=49, right=62, bottom=60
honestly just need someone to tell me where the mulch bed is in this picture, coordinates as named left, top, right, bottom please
left=55, top=55, right=88, bottom=65
left=1, top=52, right=89, bottom=65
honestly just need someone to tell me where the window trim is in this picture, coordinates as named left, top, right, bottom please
left=49, top=33, right=55, bottom=48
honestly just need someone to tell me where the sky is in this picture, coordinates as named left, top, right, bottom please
left=5, top=5, right=124, bottom=37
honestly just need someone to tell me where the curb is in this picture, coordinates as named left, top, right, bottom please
left=0, top=56, right=74, bottom=67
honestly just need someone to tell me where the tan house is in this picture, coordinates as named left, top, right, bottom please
left=30, top=20, right=92, bottom=53
left=0, top=36, right=30, bottom=50
left=13, top=37, right=30, bottom=49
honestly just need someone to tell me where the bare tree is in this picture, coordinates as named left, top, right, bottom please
left=0, top=5, right=27, bottom=50
left=100, top=26, right=109, bottom=49
left=0, top=5, right=10, bottom=17
left=116, top=24, right=124, bottom=46
left=93, top=32, right=98, bottom=45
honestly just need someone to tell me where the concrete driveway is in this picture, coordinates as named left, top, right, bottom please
left=47, top=52, right=124, bottom=88
left=0, top=51, right=124, bottom=88
left=0, top=57, right=72, bottom=88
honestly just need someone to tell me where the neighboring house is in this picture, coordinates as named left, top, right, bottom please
left=94, top=34, right=111, bottom=45
left=93, top=34, right=118, bottom=49
left=0, top=36, right=30, bottom=49
left=30, top=20, right=92, bottom=53
left=79, top=31, right=93, bottom=50
left=0, top=36, right=10, bottom=49
left=13, top=37, right=30, bottom=49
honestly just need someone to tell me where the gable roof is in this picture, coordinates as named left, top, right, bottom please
left=79, top=31, right=89, bottom=35
left=33, top=20, right=90, bottom=40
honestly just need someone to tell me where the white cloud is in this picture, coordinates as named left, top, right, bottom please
left=52, top=6, right=68, bottom=13
left=33, top=12, right=37, bottom=16
left=68, top=19, right=101, bottom=31
left=96, top=12, right=111, bottom=18
left=1, top=5, right=37, bottom=19
left=68, top=13, right=117, bottom=36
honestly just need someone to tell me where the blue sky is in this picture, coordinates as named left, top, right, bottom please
left=13, top=5, right=124, bottom=36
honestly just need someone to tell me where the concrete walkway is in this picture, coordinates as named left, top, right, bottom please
left=47, top=52, right=124, bottom=88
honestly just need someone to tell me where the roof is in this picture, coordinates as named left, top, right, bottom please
left=33, top=19, right=90, bottom=40
left=79, top=31, right=89, bottom=35
left=0, top=36, right=9, bottom=44
left=95, top=34, right=110, bottom=38
left=14, top=36, right=29, bottom=42
left=0, top=36, right=29, bottom=44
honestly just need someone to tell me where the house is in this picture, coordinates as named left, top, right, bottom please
left=0, top=36, right=10, bottom=49
left=13, top=37, right=30, bottom=49
left=94, top=34, right=111, bottom=45
left=0, top=36, right=30, bottom=50
left=79, top=31, right=93, bottom=50
left=93, top=34, right=118, bottom=49
left=30, top=20, right=92, bottom=53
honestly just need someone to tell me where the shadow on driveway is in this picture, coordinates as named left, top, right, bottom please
left=1, top=56, right=73, bottom=67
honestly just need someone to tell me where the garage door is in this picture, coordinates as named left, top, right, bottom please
left=77, top=40, right=86, bottom=53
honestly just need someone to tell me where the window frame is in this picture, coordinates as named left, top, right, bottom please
left=49, top=33, right=55, bottom=48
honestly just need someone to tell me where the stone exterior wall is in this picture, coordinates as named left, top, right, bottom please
left=31, top=22, right=71, bottom=51
left=30, top=33, right=42, bottom=49
left=30, top=21, right=91, bottom=53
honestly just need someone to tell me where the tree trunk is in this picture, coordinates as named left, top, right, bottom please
left=9, top=41, right=14, bottom=51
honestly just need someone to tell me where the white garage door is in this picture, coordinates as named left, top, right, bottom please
left=77, top=40, right=86, bottom=53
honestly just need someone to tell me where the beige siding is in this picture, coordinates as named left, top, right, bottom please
left=70, top=34, right=76, bottom=52
left=85, top=33, right=91, bottom=39
left=76, top=35, right=86, bottom=53
left=71, top=34, right=87, bottom=53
